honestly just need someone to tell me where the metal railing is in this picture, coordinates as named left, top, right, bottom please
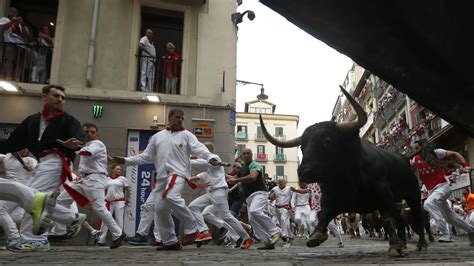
left=254, top=134, right=267, bottom=142
left=273, top=175, right=287, bottom=181
left=273, top=134, right=286, bottom=140
left=137, top=55, right=182, bottom=94
left=273, top=154, right=286, bottom=162
left=0, top=42, right=53, bottom=84
left=236, top=131, right=248, bottom=140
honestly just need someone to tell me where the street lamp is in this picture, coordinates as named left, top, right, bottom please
left=236, top=79, right=268, bottom=101
left=231, top=10, right=255, bottom=25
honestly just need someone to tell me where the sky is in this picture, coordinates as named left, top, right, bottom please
left=236, top=0, right=353, bottom=135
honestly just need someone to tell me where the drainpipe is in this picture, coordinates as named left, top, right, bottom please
left=86, top=0, right=99, bottom=87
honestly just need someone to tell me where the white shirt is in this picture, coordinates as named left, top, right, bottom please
left=106, top=176, right=129, bottom=201
left=270, top=186, right=292, bottom=207
left=291, top=191, right=309, bottom=207
left=78, top=139, right=108, bottom=175
left=125, top=129, right=217, bottom=180
left=191, top=156, right=228, bottom=191
left=0, top=153, right=37, bottom=183
left=140, top=36, right=156, bottom=57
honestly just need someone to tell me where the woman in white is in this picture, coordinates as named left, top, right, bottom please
left=98, top=164, right=131, bottom=245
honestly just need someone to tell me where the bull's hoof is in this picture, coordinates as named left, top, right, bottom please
left=417, top=242, right=428, bottom=252
left=428, top=235, right=435, bottom=242
left=307, top=232, right=328, bottom=247
left=388, top=246, right=409, bottom=257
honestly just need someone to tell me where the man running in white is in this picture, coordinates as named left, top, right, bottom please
left=111, top=108, right=220, bottom=251
left=270, top=179, right=293, bottom=245
left=0, top=149, right=38, bottom=245
left=56, top=123, right=126, bottom=248
left=0, top=84, right=87, bottom=252
left=227, top=148, right=281, bottom=250
left=97, top=164, right=130, bottom=245
left=188, top=142, right=253, bottom=249
left=291, top=182, right=312, bottom=239
left=126, top=191, right=162, bottom=246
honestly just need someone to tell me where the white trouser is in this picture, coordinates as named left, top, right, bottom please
left=275, top=206, right=293, bottom=238
left=140, top=57, right=155, bottom=92
left=50, top=192, right=78, bottom=236
left=0, top=178, right=29, bottom=241
left=467, top=210, right=474, bottom=227
left=294, top=205, right=312, bottom=235
left=246, top=191, right=280, bottom=243
left=136, top=192, right=161, bottom=241
left=424, top=183, right=474, bottom=237
left=98, top=201, right=125, bottom=243
left=16, top=155, right=77, bottom=242
left=310, top=210, right=343, bottom=244
left=189, top=188, right=249, bottom=240
left=202, top=205, right=240, bottom=242
left=154, top=175, right=197, bottom=245
left=0, top=178, right=36, bottom=213
left=56, top=174, right=122, bottom=242
left=165, top=77, right=178, bottom=94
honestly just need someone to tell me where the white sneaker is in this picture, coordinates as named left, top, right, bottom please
left=438, top=235, right=454, bottom=242
left=7, top=240, right=50, bottom=252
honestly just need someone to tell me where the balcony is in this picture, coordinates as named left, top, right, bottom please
left=273, top=154, right=287, bottom=162
left=236, top=132, right=248, bottom=141
left=255, top=153, right=268, bottom=162
left=0, top=42, right=53, bottom=84
left=273, top=135, right=286, bottom=140
left=273, top=175, right=287, bottom=181
left=137, top=55, right=182, bottom=95
left=254, top=134, right=267, bottom=142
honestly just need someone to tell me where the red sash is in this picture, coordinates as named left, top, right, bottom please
left=162, top=174, right=198, bottom=199
left=105, top=198, right=126, bottom=210
left=39, top=148, right=89, bottom=206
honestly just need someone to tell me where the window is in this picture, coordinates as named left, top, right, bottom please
left=1, top=0, right=59, bottom=84
left=139, top=7, right=184, bottom=94
left=256, top=126, right=264, bottom=139
left=237, top=125, right=247, bottom=133
left=257, top=145, right=265, bottom=155
left=276, top=165, right=285, bottom=176
left=275, top=127, right=283, bottom=136
left=276, top=146, right=284, bottom=155
left=250, top=107, right=256, bottom=113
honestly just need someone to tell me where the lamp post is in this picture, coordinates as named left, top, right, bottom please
left=236, top=79, right=268, bottom=100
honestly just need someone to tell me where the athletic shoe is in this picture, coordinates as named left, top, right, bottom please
left=66, top=213, right=87, bottom=239
left=270, top=232, right=282, bottom=245
left=240, top=238, right=254, bottom=249
left=91, top=230, right=101, bottom=245
left=438, top=235, right=454, bottom=243
left=126, top=234, right=149, bottom=246
left=338, top=242, right=344, bottom=248
left=182, top=231, right=198, bottom=246
left=7, top=240, right=50, bottom=252
left=110, top=233, right=127, bottom=249
left=31, top=192, right=52, bottom=235
left=156, top=242, right=182, bottom=251
left=469, top=232, right=474, bottom=246
left=234, top=238, right=243, bottom=248
left=257, top=243, right=275, bottom=250
left=216, top=227, right=229, bottom=240
left=195, top=231, right=212, bottom=242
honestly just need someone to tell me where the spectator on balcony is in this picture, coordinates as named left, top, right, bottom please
left=138, top=29, right=156, bottom=92
left=31, top=25, right=53, bottom=84
left=2, top=8, right=29, bottom=81
left=163, top=42, right=181, bottom=95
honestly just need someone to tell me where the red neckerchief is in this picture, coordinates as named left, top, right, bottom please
left=147, top=36, right=153, bottom=44
left=41, top=105, right=64, bottom=122
left=166, top=127, right=184, bottom=133
left=110, top=175, right=120, bottom=180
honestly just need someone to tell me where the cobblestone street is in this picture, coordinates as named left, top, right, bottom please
left=2, top=235, right=474, bottom=265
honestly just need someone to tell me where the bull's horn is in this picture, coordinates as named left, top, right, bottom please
left=336, top=85, right=368, bottom=132
left=259, top=114, right=302, bottom=148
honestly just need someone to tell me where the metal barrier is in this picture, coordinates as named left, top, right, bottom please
left=0, top=42, right=53, bottom=84
left=136, top=55, right=182, bottom=94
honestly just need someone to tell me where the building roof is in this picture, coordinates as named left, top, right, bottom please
left=260, top=0, right=474, bottom=136
left=244, top=100, right=276, bottom=113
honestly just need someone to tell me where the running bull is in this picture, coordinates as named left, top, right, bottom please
left=259, top=86, right=427, bottom=257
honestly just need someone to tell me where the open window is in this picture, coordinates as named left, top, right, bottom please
left=138, top=7, right=184, bottom=94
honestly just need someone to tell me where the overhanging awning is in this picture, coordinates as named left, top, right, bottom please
left=260, top=0, right=474, bottom=136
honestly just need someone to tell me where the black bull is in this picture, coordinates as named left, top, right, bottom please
left=260, top=86, right=427, bottom=257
